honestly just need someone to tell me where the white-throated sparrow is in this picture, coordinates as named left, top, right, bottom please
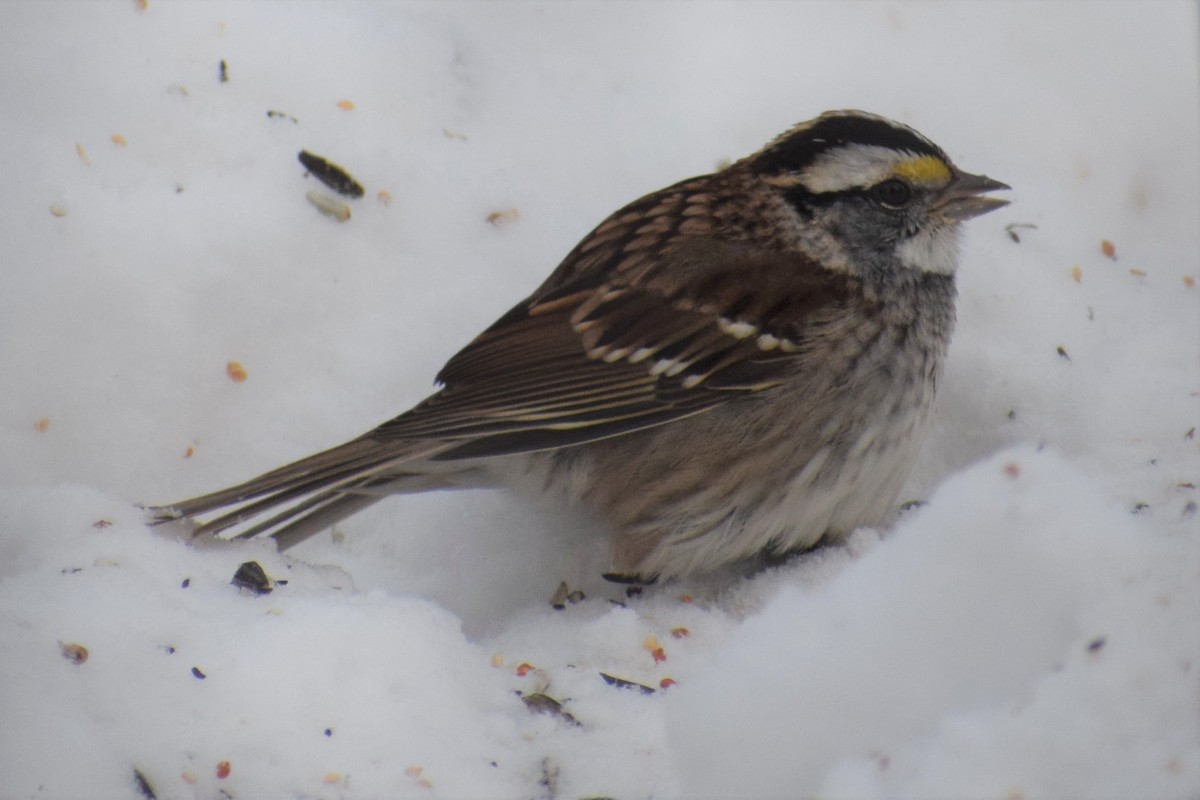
left=153, top=110, right=1009, bottom=582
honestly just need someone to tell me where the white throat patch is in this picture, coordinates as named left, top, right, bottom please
left=898, top=222, right=961, bottom=275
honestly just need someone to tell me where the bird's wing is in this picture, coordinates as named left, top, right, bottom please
left=368, top=236, right=854, bottom=459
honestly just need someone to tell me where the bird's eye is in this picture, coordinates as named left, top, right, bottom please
left=870, top=178, right=913, bottom=209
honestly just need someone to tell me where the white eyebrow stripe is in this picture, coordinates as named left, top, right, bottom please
left=798, top=145, right=922, bottom=193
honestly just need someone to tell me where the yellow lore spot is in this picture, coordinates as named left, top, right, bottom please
left=892, top=154, right=951, bottom=185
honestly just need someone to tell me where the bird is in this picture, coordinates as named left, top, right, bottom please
left=151, top=110, right=1009, bottom=583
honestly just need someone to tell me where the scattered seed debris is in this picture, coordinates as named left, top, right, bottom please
left=1004, top=222, right=1038, bottom=243
left=1182, top=501, right=1197, bottom=520
left=599, top=672, right=655, bottom=694
left=133, top=768, right=157, bottom=800
left=34, top=417, right=51, bottom=431
left=336, top=99, right=355, bottom=111
left=1185, top=276, right=1196, bottom=288
left=181, top=577, right=190, bottom=589
left=442, top=127, right=468, bottom=141
left=49, top=203, right=67, bottom=218
left=1129, top=267, right=1147, bottom=277
left=226, top=360, right=248, bottom=383
left=1070, top=265, right=1082, bottom=283
left=298, top=150, right=364, bottom=198
left=550, top=581, right=585, bottom=610
left=1132, top=502, right=1149, bottom=514
left=111, top=134, right=127, bottom=146
left=1087, top=637, right=1107, bottom=653
left=1056, top=345, right=1071, bottom=362
left=93, top=519, right=113, bottom=529
left=539, top=757, right=559, bottom=797
left=230, top=561, right=273, bottom=594
left=76, top=143, right=90, bottom=166
left=306, top=190, right=351, bottom=222
left=486, top=208, right=520, bottom=227
left=1186, top=427, right=1196, bottom=440
left=1101, top=239, right=1116, bottom=259
left=216, top=761, right=231, bottom=779
left=520, top=692, right=581, bottom=727
left=191, top=666, right=206, bottom=680
left=266, top=109, right=299, bottom=124
left=377, top=190, right=392, bottom=206
left=659, top=677, right=677, bottom=689
left=1004, top=463, right=1021, bottom=479
left=61, top=642, right=89, bottom=664
left=218, top=60, right=228, bottom=83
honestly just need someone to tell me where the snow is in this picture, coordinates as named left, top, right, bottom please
left=1, top=2, right=1197, bottom=798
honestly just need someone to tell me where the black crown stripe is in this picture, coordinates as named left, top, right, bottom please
left=751, top=113, right=946, bottom=177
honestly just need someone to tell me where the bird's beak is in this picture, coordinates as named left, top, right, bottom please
left=938, top=171, right=1011, bottom=220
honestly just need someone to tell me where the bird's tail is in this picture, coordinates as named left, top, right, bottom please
left=147, top=437, right=453, bottom=550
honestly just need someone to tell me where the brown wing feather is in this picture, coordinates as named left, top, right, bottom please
left=365, top=233, right=854, bottom=460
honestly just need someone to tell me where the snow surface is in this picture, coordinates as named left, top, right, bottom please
left=1, top=2, right=1198, bottom=798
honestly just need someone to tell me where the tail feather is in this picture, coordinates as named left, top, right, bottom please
left=265, top=491, right=386, bottom=551
left=160, top=438, right=401, bottom=518
left=148, top=437, right=451, bottom=547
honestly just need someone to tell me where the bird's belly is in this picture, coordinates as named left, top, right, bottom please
left=579, top=365, right=940, bottom=579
